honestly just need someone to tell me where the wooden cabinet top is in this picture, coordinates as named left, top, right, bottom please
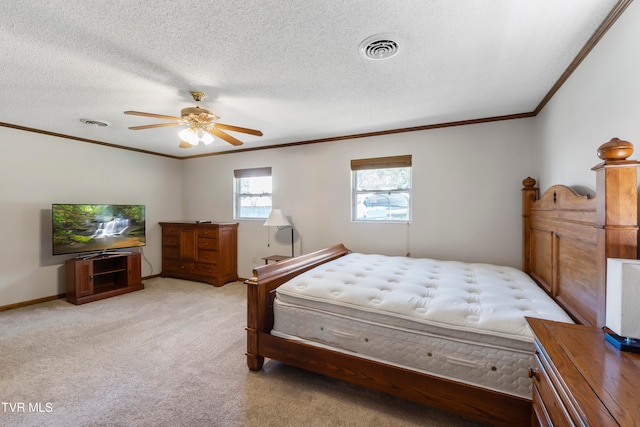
left=159, top=221, right=238, bottom=227
left=527, top=317, right=640, bottom=426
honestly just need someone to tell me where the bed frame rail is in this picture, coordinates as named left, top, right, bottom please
left=256, top=332, right=531, bottom=426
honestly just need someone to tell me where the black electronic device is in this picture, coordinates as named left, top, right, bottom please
left=604, top=328, right=640, bottom=354
left=52, top=204, right=146, bottom=256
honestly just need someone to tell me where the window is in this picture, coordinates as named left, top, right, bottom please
left=351, top=155, right=412, bottom=222
left=234, top=167, right=272, bottom=219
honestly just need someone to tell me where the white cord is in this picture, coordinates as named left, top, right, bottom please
left=140, top=247, right=153, bottom=276
left=406, top=221, right=411, bottom=257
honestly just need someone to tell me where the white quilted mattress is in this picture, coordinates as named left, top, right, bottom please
left=272, top=252, right=573, bottom=398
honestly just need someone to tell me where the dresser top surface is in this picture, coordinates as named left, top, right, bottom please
left=528, top=317, right=640, bottom=425
left=159, top=221, right=238, bottom=226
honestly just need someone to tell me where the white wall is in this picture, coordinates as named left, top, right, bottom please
left=535, top=1, right=640, bottom=192
left=0, top=127, right=182, bottom=306
left=183, top=118, right=536, bottom=279
left=4, top=1, right=637, bottom=307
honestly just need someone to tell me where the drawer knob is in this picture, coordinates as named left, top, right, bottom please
left=528, top=367, right=540, bottom=381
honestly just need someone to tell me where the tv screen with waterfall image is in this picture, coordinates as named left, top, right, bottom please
left=52, top=204, right=146, bottom=256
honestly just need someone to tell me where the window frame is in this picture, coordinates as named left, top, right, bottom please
left=233, top=167, right=272, bottom=220
left=351, top=155, right=412, bottom=223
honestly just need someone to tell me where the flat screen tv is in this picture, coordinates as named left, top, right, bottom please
left=52, top=204, right=146, bottom=256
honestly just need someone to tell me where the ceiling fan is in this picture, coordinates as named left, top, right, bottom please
left=124, top=91, right=263, bottom=148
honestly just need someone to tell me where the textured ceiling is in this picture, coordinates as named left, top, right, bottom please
left=0, top=1, right=627, bottom=158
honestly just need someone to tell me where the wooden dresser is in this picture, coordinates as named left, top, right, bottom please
left=527, top=317, right=640, bottom=426
left=159, top=222, right=238, bottom=287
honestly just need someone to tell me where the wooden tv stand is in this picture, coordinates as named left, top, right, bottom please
left=66, top=252, right=143, bottom=304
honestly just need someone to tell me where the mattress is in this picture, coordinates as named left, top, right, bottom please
left=272, top=252, right=574, bottom=398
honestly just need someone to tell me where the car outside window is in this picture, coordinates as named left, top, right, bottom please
left=351, top=155, right=411, bottom=222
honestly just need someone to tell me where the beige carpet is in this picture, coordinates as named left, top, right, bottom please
left=0, top=278, right=487, bottom=427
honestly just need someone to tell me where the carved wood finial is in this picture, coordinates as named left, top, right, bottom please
left=522, top=177, right=536, bottom=189
left=597, top=138, right=634, bottom=161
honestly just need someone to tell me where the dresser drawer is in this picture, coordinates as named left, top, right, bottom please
left=162, top=226, right=181, bottom=236
left=531, top=352, right=573, bottom=427
left=198, top=227, right=218, bottom=238
left=532, top=384, right=552, bottom=427
left=198, top=237, right=217, bottom=250
left=163, top=246, right=180, bottom=259
left=198, top=250, right=218, bottom=264
left=195, top=261, right=217, bottom=275
left=163, top=259, right=218, bottom=283
left=163, top=259, right=197, bottom=274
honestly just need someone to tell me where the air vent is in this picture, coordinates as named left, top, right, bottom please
left=359, top=34, right=401, bottom=60
left=80, top=118, right=111, bottom=127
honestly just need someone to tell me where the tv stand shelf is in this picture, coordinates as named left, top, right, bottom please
left=66, top=253, right=143, bottom=304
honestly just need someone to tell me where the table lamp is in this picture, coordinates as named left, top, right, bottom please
left=264, top=208, right=294, bottom=257
left=605, top=258, right=640, bottom=353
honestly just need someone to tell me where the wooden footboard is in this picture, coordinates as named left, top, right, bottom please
left=245, top=243, right=350, bottom=370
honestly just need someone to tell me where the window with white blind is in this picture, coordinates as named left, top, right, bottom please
left=351, top=155, right=412, bottom=222
left=234, top=167, right=272, bottom=219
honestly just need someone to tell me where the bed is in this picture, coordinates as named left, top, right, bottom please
left=245, top=138, right=640, bottom=426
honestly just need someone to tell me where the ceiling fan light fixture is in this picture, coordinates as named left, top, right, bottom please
left=178, top=127, right=199, bottom=145
left=200, top=130, right=214, bottom=145
left=178, top=127, right=214, bottom=146
left=124, top=90, right=262, bottom=149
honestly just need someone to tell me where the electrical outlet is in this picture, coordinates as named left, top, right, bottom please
left=251, top=257, right=257, bottom=264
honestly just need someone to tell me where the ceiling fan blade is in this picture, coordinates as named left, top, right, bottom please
left=179, top=140, right=194, bottom=149
left=214, top=123, right=263, bottom=136
left=210, top=128, right=243, bottom=146
left=128, top=123, right=184, bottom=130
left=124, top=111, right=182, bottom=121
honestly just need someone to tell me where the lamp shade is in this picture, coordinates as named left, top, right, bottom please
left=264, top=208, right=290, bottom=227
left=606, top=258, right=640, bottom=340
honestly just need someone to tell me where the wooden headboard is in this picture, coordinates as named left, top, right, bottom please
left=522, top=138, right=639, bottom=327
